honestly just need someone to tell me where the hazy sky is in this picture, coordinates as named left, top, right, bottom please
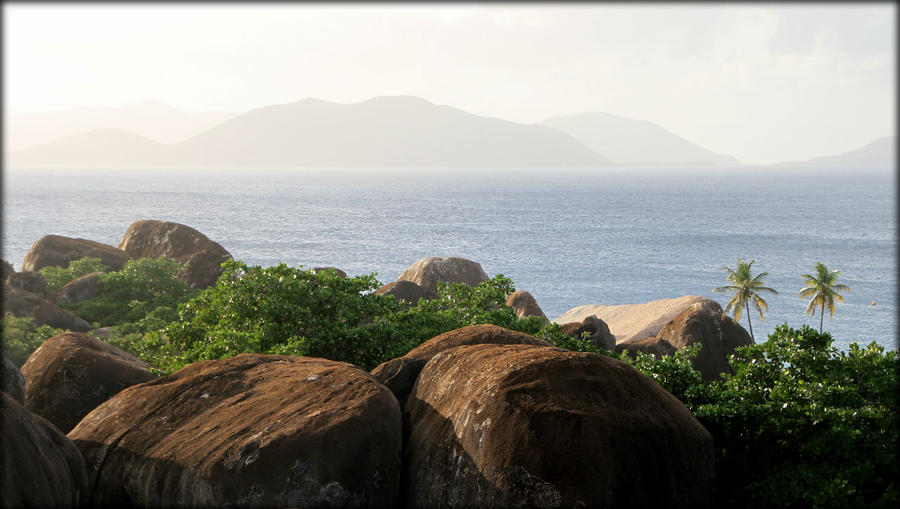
left=4, top=2, right=895, bottom=164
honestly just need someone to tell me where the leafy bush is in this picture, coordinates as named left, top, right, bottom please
left=632, top=324, right=898, bottom=508
left=38, top=257, right=111, bottom=292
left=63, top=257, right=197, bottom=327
left=1, top=313, right=64, bottom=366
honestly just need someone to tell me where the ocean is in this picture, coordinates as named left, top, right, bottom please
left=3, top=166, right=895, bottom=352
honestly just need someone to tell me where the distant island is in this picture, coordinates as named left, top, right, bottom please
left=6, top=96, right=894, bottom=168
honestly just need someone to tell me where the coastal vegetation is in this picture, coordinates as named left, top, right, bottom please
left=2, top=255, right=895, bottom=507
left=800, top=261, right=852, bottom=333
left=713, top=258, right=778, bottom=341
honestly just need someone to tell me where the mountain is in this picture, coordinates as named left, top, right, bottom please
left=168, top=96, right=610, bottom=167
left=776, top=137, right=896, bottom=167
left=5, top=101, right=236, bottom=151
left=6, top=128, right=168, bottom=166
left=543, top=112, right=740, bottom=166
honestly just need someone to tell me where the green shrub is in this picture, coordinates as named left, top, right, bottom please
left=1, top=313, right=63, bottom=366
left=63, top=257, right=197, bottom=327
left=38, top=257, right=111, bottom=292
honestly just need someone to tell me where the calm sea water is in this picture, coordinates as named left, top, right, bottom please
left=2, top=166, right=895, bottom=352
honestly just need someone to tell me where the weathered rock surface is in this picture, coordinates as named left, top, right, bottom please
left=2, top=285, right=91, bottom=332
left=370, top=324, right=551, bottom=408
left=616, top=336, right=678, bottom=358
left=118, top=219, right=232, bottom=289
left=553, top=295, right=717, bottom=343
left=21, top=234, right=130, bottom=272
left=1, top=259, right=14, bottom=280
left=21, top=332, right=157, bottom=433
left=68, top=353, right=401, bottom=508
left=50, top=271, right=103, bottom=305
left=1, top=352, right=26, bottom=404
left=505, top=290, right=548, bottom=321
left=1, top=392, right=89, bottom=508
left=6, top=270, right=49, bottom=297
left=559, top=314, right=617, bottom=351
left=310, top=266, right=348, bottom=277
left=654, top=301, right=753, bottom=379
left=397, top=256, right=489, bottom=295
left=404, top=344, right=715, bottom=508
left=373, top=280, right=437, bottom=305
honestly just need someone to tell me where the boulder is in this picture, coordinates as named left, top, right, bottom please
left=616, top=337, right=678, bottom=358
left=310, top=266, right=348, bottom=277
left=21, top=332, right=157, bottom=433
left=1, top=392, right=89, bottom=508
left=553, top=295, right=718, bottom=343
left=6, top=270, right=48, bottom=297
left=1, top=259, right=15, bottom=280
left=505, top=290, right=548, bottom=321
left=397, top=256, right=489, bottom=295
left=1, top=352, right=26, bottom=404
left=69, top=354, right=401, bottom=508
left=655, top=301, right=753, bottom=379
left=559, top=314, right=617, bottom=351
left=373, top=280, right=437, bottom=305
left=118, top=219, right=232, bottom=289
left=370, top=324, right=551, bottom=408
left=50, top=271, right=103, bottom=305
left=21, top=234, right=130, bottom=272
left=404, top=344, right=715, bottom=508
left=2, top=285, right=91, bottom=332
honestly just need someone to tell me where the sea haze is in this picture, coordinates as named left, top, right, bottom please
left=3, top=166, right=894, bottom=352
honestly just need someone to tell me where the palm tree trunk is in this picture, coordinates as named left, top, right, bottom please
left=745, top=301, right=754, bottom=341
left=820, top=302, right=825, bottom=333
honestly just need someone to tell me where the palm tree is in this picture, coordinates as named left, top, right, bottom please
left=713, top=258, right=779, bottom=341
left=798, top=262, right=851, bottom=333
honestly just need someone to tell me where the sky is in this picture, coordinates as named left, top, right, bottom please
left=3, top=2, right=896, bottom=165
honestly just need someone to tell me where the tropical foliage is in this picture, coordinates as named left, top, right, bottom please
left=1, top=313, right=64, bottom=366
left=38, top=257, right=111, bottom=292
left=713, top=258, right=778, bottom=341
left=799, top=261, right=852, bottom=333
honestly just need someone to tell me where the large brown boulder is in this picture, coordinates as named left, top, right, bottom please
left=1, top=392, right=89, bottom=508
left=21, top=234, right=130, bottom=272
left=370, top=324, right=551, bottom=408
left=68, top=354, right=401, bottom=508
left=1, top=259, right=13, bottom=280
left=6, top=270, right=48, bottom=297
left=310, top=266, right=348, bottom=277
left=1, top=352, right=26, bottom=404
left=404, top=344, right=715, bottom=508
left=2, top=285, right=91, bottom=332
left=559, top=314, right=617, bottom=351
left=397, top=256, right=489, bottom=295
left=373, top=280, right=437, bottom=305
left=21, top=332, right=157, bottom=433
left=118, top=219, right=232, bottom=289
left=655, top=301, right=753, bottom=379
left=616, top=336, right=678, bottom=358
left=50, top=271, right=103, bottom=305
left=505, top=290, right=548, bottom=321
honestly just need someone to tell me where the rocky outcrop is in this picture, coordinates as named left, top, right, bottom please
left=21, top=234, right=130, bottom=272
left=1, top=353, right=26, bottom=404
left=397, top=256, right=489, bottom=295
left=118, top=219, right=232, bottom=289
left=1, top=392, right=89, bottom=508
left=553, top=295, right=718, bottom=343
left=6, top=271, right=48, bottom=298
left=559, top=314, right=616, bottom=351
left=370, top=324, right=551, bottom=408
left=373, top=280, right=437, bottom=305
left=21, top=332, right=157, bottom=433
left=50, top=272, right=103, bottom=305
left=505, top=290, right=548, bottom=321
left=2, top=285, right=91, bottom=332
left=310, top=266, right=348, bottom=277
left=1, top=259, right=13, bottom=280
left=68, top=354, right=401, bottom=508
left=616, top=337, right=678, bottom=358
left=404, top=344, right=716, bottom=508
left=654, top=301, right=753, bottom=379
